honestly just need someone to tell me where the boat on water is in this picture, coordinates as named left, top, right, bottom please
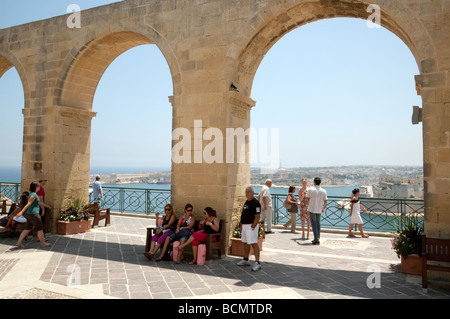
left=336, top=198, right=351, bottom=210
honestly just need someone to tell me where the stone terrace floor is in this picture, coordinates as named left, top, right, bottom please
left=0, top=214, right=449, bottom=300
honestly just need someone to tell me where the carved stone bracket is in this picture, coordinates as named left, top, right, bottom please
left=226, top=91, right=256, bottom=120
left=59, top=105, right=97, bottom=120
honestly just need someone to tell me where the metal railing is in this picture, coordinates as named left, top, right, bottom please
left=0, top=182, right=21, bottom=204
left=90, top=186, right=171, bottom=215
left=271, top=194, right=424, bottom=233
left=1, top=182, right=424, bottom=232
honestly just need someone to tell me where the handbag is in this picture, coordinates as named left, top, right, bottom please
left=283, top=194, right=292, bottom=210
left=177, top=228, right=192, bottom=238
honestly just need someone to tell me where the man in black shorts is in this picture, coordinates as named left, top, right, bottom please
left=237, top=186, right=262, bottom=271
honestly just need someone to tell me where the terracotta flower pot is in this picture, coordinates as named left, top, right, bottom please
left=57, top=219, right=92, bottom=235
left=401, top=254, right=422, bottom=275
left=230, top=237, right=263, bottom=257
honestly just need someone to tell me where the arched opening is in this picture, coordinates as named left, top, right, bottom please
left=235, top=1, right=434, bottom=95
left=55, top=30, right=177, bottom=209
left=251, top=18, right=423, bottom=169
left=0, top=56, right=24, bottom=183
left=233, top=1, right=430, bottom=233
left=91, top=44, right=173, bottom=173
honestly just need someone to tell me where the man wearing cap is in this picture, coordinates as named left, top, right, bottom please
left=37, top=178, right=52, bottom=234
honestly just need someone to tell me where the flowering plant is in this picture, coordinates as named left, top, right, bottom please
left=58, top=197, right=93, bottom=222
left=390, top=214, right=423, bottom=258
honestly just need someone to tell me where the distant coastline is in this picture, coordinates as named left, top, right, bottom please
left=1, top=164, right=423, bottom=190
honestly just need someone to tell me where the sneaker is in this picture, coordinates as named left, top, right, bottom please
left=252, top=262, right=261, bottom=272
left=237, top=259, right=251, bottom=266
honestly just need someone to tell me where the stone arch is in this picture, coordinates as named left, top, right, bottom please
left=233, top=0, right=436, bottom=97
left=56, top=26, right=181, bottom=110
left=0, top=50, right=29, bottom=110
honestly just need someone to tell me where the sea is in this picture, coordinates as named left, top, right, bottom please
left=0, top=166, right=356, bottom=197
left=99, top=182, right=356, bottom=198
left=1, top=166, right=411, bottom=232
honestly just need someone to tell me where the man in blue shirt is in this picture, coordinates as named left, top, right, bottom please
left=92, top=175, right=103, bottom=204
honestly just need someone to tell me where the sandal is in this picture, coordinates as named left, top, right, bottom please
left=144, top=252, right=154, bottom=260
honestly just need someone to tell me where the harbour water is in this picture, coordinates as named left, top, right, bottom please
left=96, top=182, right=412, bottom=232
left=101, top=182, right=357, bottom=198
left=1, top=168, right=422, bottom=232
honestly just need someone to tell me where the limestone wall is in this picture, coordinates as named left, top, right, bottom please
left=0, top=0, right=448, bottom=246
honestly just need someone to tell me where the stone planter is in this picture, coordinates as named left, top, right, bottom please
left=401, top=254, right=422, bottom=275
left=230, top=237, right=263, bottom=257
left=56, top=219, right=92, bottom=235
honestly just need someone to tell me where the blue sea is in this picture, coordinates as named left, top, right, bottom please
left=100, top=182, right=356, bottom=198
left=0, top=166, right=21, bottom=182
left=0, top=166, right=356, bottom=197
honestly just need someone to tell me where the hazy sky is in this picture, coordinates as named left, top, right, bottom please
left=0, top=0, right=423, bottom=171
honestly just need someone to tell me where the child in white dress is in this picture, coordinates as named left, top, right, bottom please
left=348, top=188, right=369, bottom=238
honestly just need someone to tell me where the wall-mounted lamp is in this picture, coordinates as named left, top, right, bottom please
left=412, top=106, right=422, bottom=125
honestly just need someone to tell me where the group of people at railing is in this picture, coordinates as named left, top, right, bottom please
left=263, top=177, right=370, bottom=244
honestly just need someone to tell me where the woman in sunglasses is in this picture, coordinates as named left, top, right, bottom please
left=144, top=204, right=177, bottom=260
left=157, top=204, right=196, bottom=262
left=179, top=207, right=220, bottom=264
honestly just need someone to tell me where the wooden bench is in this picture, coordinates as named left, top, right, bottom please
left=1, top=200, right=7, bottom=215
left=145, top=219, right=225, bottom=261
left=88, top=203, right=111, bottom=228
left=421, top=235, right=450, bottom=291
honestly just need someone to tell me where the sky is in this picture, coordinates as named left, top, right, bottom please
left=0, top=0, right=423, bottom=173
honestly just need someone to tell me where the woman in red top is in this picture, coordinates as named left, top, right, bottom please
left=179, top=207, right=220, bottom=264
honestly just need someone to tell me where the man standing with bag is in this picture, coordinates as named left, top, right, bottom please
left=308, top=177, right=328, bottom=245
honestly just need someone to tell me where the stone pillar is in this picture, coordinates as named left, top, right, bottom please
left=170, top=91, right=256, bottom=251
left=21, top=104, right=96, bottom=233
left=416, top=72, right=450, bottom=238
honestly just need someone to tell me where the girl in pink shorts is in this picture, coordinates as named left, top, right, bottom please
left=144, top=204, right=177, bottom=260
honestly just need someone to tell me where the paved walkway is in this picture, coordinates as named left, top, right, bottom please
left=0, top=214, right=449, bottom=299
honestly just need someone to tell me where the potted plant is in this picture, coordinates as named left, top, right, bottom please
left=230, top=223, right=264, bottom=257
left=57, top=197, right=93, bottom=235
left=390, top=213, right=424, bottom=275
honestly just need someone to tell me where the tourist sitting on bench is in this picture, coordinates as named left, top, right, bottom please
left=157, top=204, right=196, bottom=262
left=179, top=207, right=220, bottom=265
left=144, top=204, right=177, bottom=260
left=0, top=192, right=29, bottom=234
